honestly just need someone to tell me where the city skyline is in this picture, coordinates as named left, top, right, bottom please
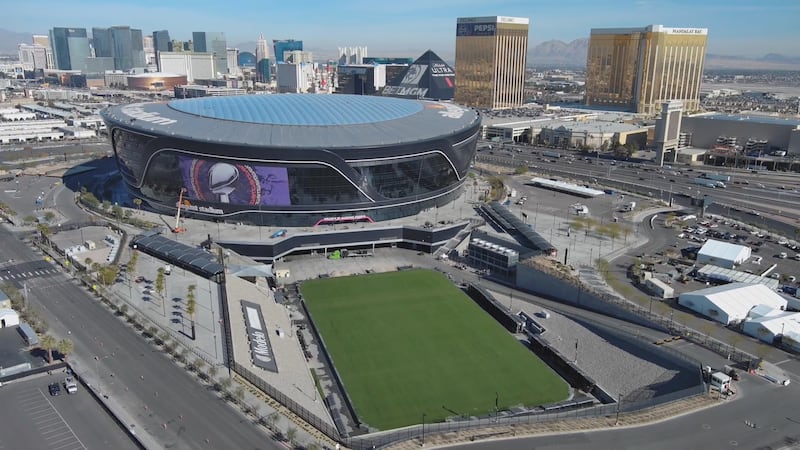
left=5, top=0, right=799, bottom=59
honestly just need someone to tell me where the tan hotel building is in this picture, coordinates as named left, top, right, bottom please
left=585, top=25, right=707, bottom=115
left=455, top=16, right=529, bottom=110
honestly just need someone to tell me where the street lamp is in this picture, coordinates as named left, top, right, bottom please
left=421, top=412, right=426, bottom=446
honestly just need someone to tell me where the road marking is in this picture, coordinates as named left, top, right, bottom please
left=34, top=389, right=87, bottom=450
left=774, top=359, right=791, bottom=366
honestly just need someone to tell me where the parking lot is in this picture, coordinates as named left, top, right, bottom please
left=0, top=375, right=137, bottom=450
left=648, top=213, right=800, bottom=299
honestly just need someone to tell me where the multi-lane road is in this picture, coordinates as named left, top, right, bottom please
left=477, top=145, right=800, bottom=234
left=0, top=228, right=283, bottom=450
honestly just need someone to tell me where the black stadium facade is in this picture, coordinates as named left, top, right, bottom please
left=101, top=94, right=480, bottom=226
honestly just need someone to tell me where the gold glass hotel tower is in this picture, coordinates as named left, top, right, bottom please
left=585, top=25, right=707, bottom=115
left=455, top=16, right=529, bottom=110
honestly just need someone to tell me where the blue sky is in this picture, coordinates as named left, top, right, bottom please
left=7, top=0, right=799, bottom=59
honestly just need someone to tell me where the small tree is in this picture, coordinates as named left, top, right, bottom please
left=186, top=284, right=197, bottom=340
left=286, top=427, right=298, bottom=446
left=133, top=198, right=143, bottom=211
left=44, top=211, right=56, bottom=222
left=208, top=365, right=219, bottom=380
left=57, top=339, right=74, bottom=361
left=265, top=411, right=280, bottom=430
left=39, top=334, right=57, bottom=363
left=102, top=200, right=111, bottom=210
left=234, top=385, right=246, bottom=406
left=194, top=357, right=206, bottom=375
left=155, top=268, right=165, bottom=298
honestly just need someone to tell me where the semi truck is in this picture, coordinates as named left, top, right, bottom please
left=701, top=173, right=731, bottom=182
left=542, top=151, right=562, bottom=159
left=694, top=177, right=720, bottom=188
left=621, top=201, right=636, bottom=212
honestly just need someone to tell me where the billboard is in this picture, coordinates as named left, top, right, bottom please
left=456, top=22, right=497, bottom=36
left=241, top=301, right=279, bottom=373
left=179, top=156, right=291, bottom=206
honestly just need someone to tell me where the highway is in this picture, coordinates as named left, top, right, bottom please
left=476, top=145, right=800, bottom=235
left=0, top=228, right=283, bottom=450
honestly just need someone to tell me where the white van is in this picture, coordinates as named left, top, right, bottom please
left=164, top=265, right=172, bottom=275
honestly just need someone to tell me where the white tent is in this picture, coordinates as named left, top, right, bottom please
left=696, top=239, right=751, bottom=269
left=0, top=308, right=19, bottom=328
left=742, top=311, right=800, bottom=344
left=678, top=283, right=787, bottom=325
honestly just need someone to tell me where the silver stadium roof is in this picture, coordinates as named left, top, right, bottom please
left=100, top=94, right=480, bottom=148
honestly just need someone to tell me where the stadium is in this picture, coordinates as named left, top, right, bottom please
left=100, top=94, right=481, bottom=226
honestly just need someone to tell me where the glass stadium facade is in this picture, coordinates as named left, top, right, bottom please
left=103, top=95, right=480, bottom=226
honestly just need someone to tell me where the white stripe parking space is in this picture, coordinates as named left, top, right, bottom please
left=18, top=389, right=86, bottom=450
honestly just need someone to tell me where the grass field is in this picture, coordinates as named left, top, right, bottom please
left=301, top=269, right=568, bottom=430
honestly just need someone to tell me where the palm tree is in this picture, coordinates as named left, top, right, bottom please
left=186, top=284, right=197, bottom=340
left=265, top=411, right=280, bottom=430
left=57, top=339, right=74, bottom=362
left=39, top=334, right=57, bottom=364
left=286, top=427, right=298, bottom=447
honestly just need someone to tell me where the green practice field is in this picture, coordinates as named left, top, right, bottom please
left=301, top=269, right=568, bottom=430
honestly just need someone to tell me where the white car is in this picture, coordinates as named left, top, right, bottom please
left=64, top=377, right=77, bottom=394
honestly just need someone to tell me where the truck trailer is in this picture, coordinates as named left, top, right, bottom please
left=694, top=178, right=719, bottom=188
left=701, top=173, right=731, bottom=182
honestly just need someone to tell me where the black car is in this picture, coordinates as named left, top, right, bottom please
left=48, top=382, right=61, bottom=396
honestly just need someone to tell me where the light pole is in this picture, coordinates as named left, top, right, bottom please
left=421, top=412, right=426, bottom=446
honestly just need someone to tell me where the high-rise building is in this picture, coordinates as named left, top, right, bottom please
left=18, top=43, right=49, bottom=71
left=338, top=46, right=367, bottom=65
left=276, top=62, right=314, bottom=93
left=91, top=27, right=113, bottom=57
left=454, top=16, right=529, bottom=110
left=143, top=35, right=155, bottom=65
left=91, top=26, right=146, bottom=71
left=585, top=25, right=708, bottom=115
left=152, top=30, right=171, bottom=53
left=226, top=48, right=240, bottom=76
left=49, top=27, right=90, bottom=70
left=273, top=39, right=302, bottom=63
left=193, top=31, right=228, bottom=76
left=32, top=35, right=53, bottom=69
left=255, top=32, right=270, bottom=82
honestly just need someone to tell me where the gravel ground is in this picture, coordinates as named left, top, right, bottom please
left=494, top=290, right=680, bottom=400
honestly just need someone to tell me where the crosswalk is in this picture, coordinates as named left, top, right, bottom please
left=0, top=268, right=59, bottom=281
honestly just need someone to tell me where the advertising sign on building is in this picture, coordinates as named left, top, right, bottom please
left=241, top=301, right=279, bottom=372
left=456, top=22, right=497, bottom=36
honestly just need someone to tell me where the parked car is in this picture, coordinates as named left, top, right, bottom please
left=48, top=382, right=61, bottom=396
left=134, top=276, right=145, bottom=283
left=64, top=377, right=77, bottom=394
